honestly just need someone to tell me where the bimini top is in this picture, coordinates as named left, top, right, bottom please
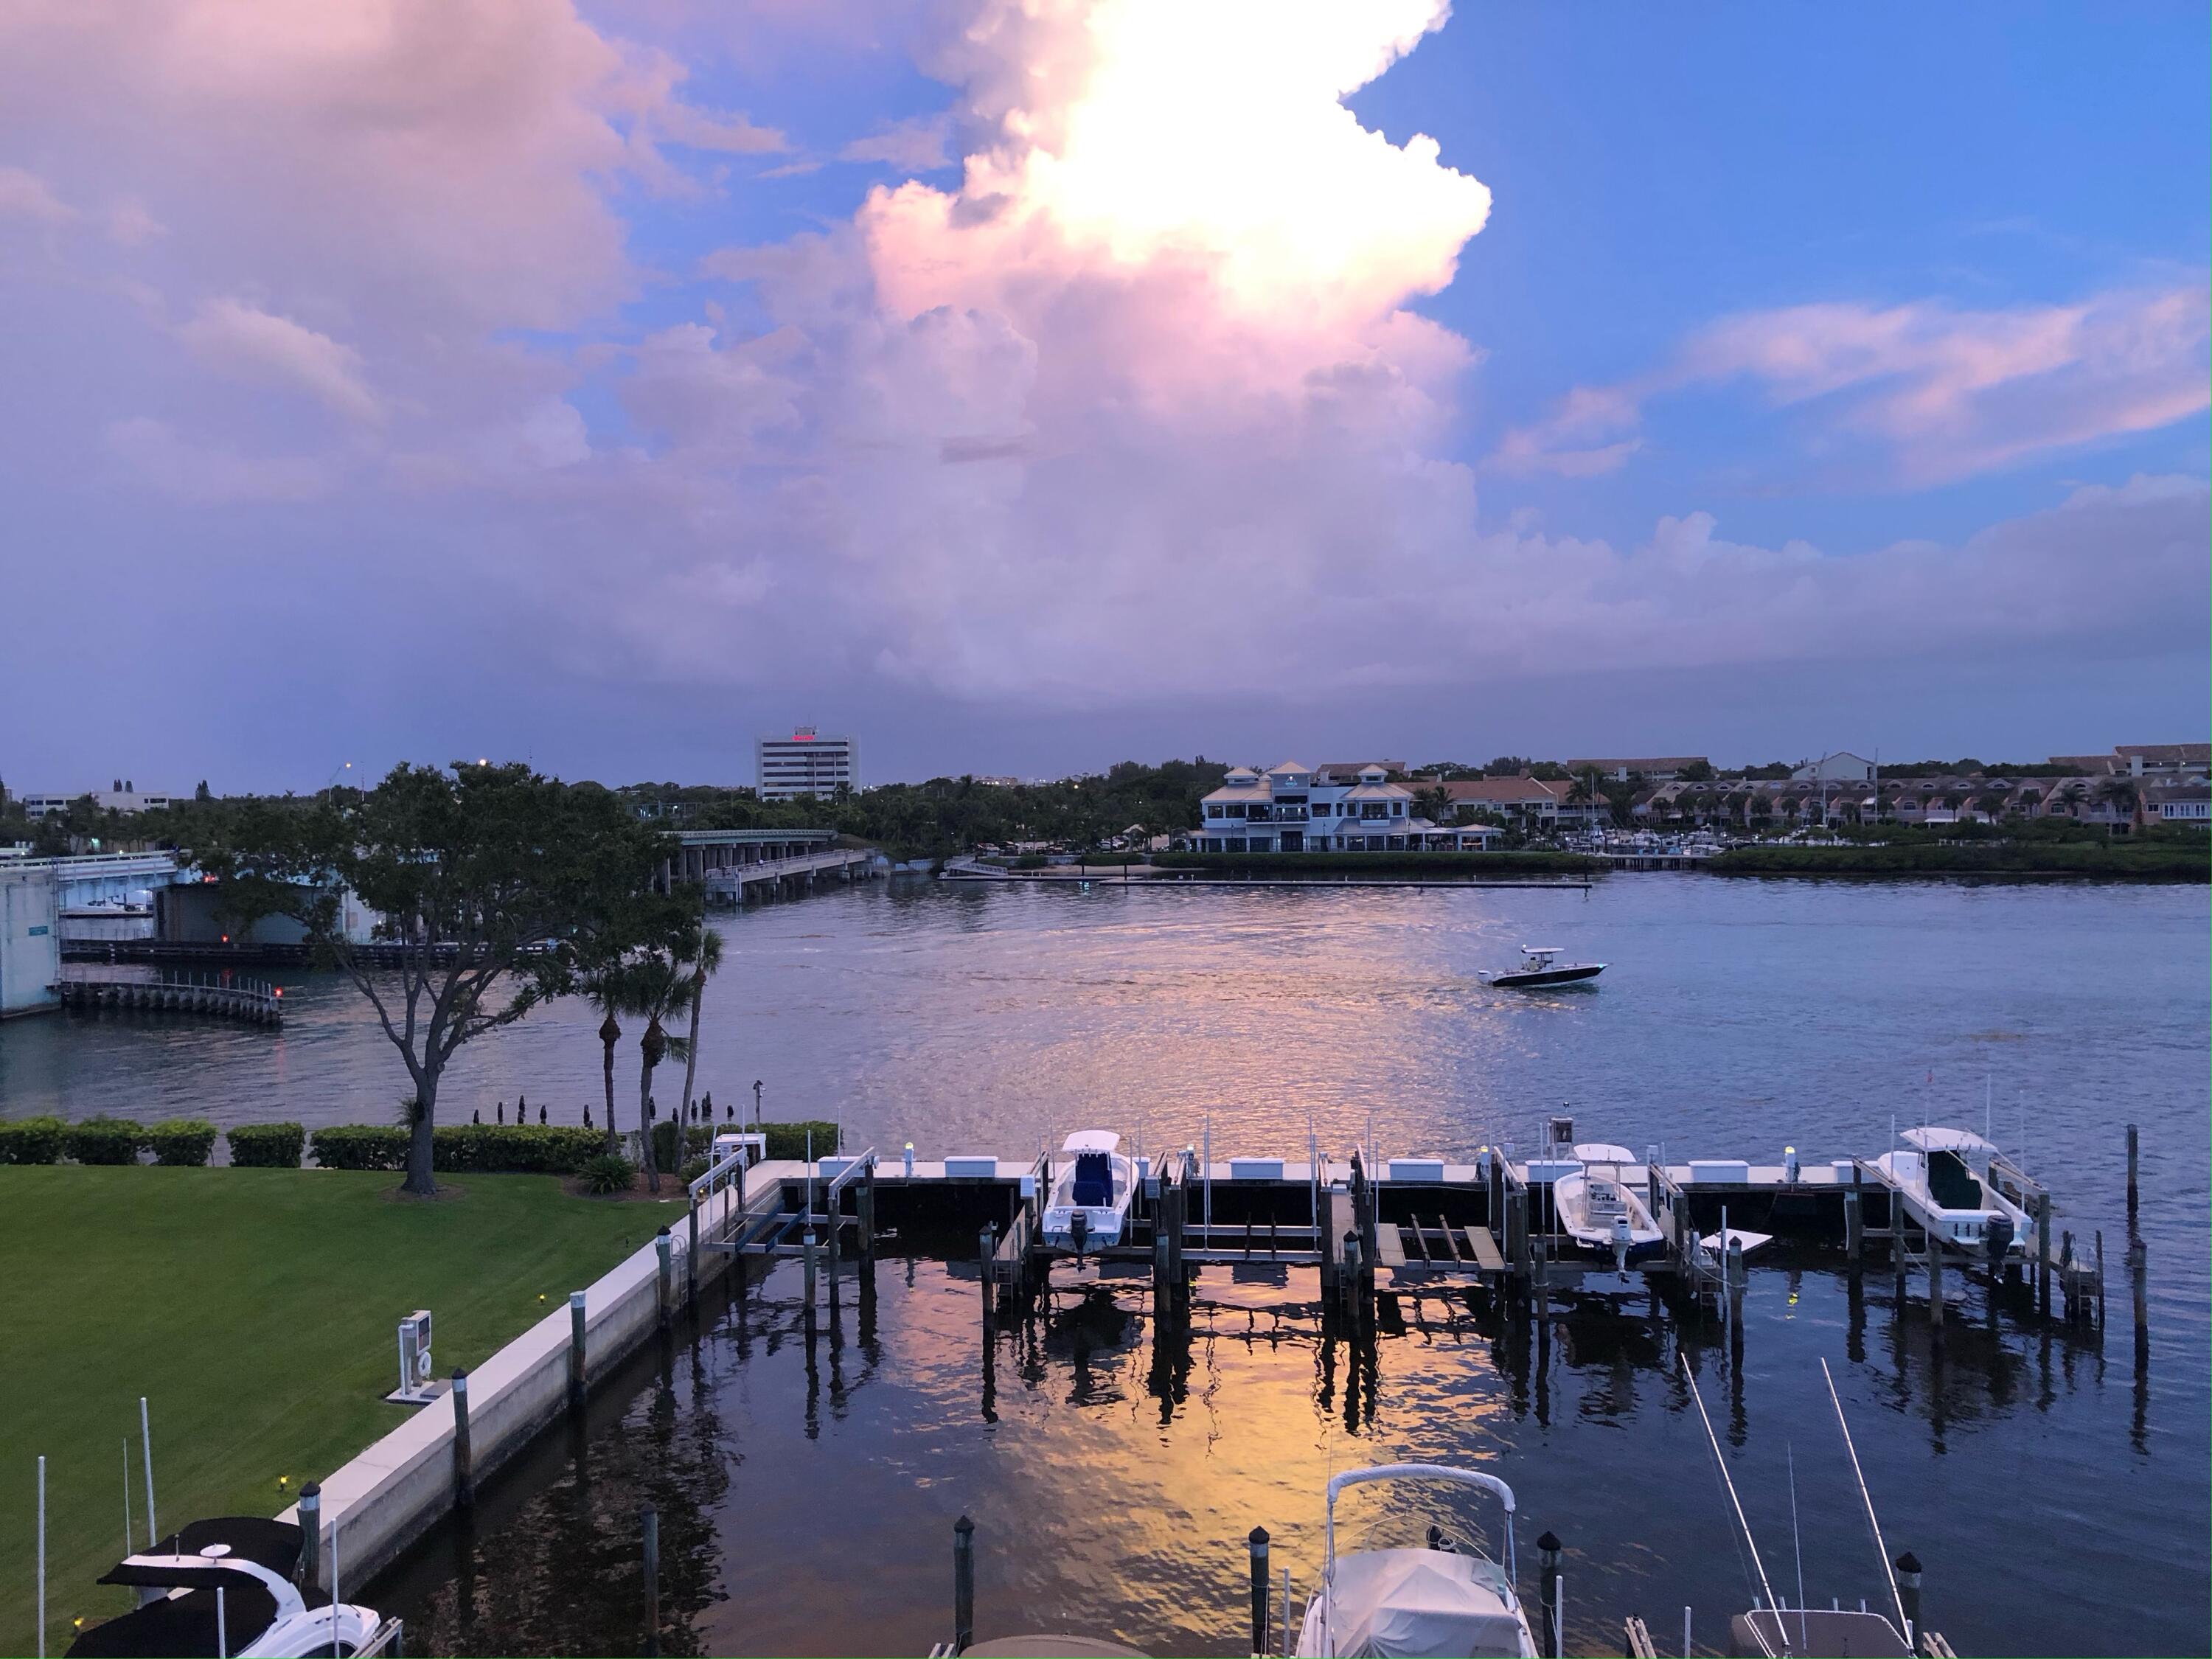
left=1061, top=1130, right=1121, bottom=1155
left=1901, top=1127, right=1999, bottom=1155
left=1573, top=1143, right=1637, bottom=1166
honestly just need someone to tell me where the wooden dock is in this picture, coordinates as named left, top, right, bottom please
left=54, top=967, right=283, bottom=1025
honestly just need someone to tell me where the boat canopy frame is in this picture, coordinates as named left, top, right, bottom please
left=1322, top=1464, right=1520, bottom=1585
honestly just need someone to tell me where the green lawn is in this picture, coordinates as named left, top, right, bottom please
left=2, top=1166, right=668, bottom=1654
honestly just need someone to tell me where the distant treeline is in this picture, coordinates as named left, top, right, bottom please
left=1708, top=838, right=2208, bottom=880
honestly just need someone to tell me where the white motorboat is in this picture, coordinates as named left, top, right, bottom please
left=1541, top=1122, right=1663, bottom=1265
left=1040, top=1131, right=1135, bottom=1253
left=67, top=1517, right=398, bottom=1658
left=1295, top=1465, right=1537, bottom=1658
left=1871, top=1127, right=2031, bottom=1259
left=1480, top=947, right=1604, bottom=990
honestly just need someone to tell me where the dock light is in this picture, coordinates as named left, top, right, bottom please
left=278, top=1475, right=288, bottom=1489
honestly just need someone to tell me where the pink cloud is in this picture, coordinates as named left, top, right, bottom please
left=1498, top=285, right=2210, bottom=487
left=176, top=298, right=382, bottom=424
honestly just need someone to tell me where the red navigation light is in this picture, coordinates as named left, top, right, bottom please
left=274, top=987, right=282, bottom=998
left=220, top=933, right=229, bottom=943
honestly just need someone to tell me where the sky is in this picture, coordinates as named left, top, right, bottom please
left=0, top=0, right=2205, bottom=792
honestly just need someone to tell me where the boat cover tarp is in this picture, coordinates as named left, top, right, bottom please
left=1062, top=1130, right=1121, bottom=1154
left=1319, top=1550, right=1526, bottom=1658
left=67, top=1584, right=279, bottom=1658
left=1926, top=1150, right=1983, bottom=1212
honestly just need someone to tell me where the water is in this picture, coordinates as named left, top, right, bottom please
left=6, top=876, right=2206, bottom=1654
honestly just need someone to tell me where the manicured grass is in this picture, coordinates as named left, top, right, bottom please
left=1, top=1166, right=672, bottom=1653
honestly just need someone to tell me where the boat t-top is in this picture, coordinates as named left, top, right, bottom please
left=1040, top=1131, right=1135, bottom=1253
left=1871, top=1127, right=2032, bottom=1259
left=1295, top=1464, right=1537, bottom=1657
left=1542, top=1119, right=1663, bottom=1266
left=1481, top=947, right=1604, bottom=991
left=66, top=1517, right=397, bottom=1658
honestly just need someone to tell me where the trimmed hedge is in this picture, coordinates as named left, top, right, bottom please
left=760, top=1120, right=841, bottom=1161
left=65, top=1117, right=145, bottom=1166
left=310, top=1125, right=408, bottom=1170
left=145, top=1119, right=218, bottom=1166
left=0, top=1116, right=66, bottom=1165
left=310, top=1122, right=608, bottom=1174
left=226, top=1122, right=306, bottom=1168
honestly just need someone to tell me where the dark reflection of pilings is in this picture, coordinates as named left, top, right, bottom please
left=1846, top=1267, right=1866, bottom=1364
left=1726, top=1315, right=1747, bottom=1447
left=451, top=1503, right=478, bottom=1636
left=858, top=1253, right=878, bottom=1350
left=979, top=1322, right=999, bottom=1423
left=1533, top=1305, right=1552, bottom=1430
left=2130, top=1234, right=2149, bottom=1455
left=803, top=1304, right=822, bottom=1440
left=1149, top=1304, right=1193, bottom=1423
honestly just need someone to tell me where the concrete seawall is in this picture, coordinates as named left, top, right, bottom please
left=279, top=1163, right=804, bottom=1593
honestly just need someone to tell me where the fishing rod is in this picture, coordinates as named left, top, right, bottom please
left=1820, top=1358, right=1912, bottom=1639
left=1679, top=1354, right=1790, bottom=1652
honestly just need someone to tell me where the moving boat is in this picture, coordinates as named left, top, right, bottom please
left=66, top=1517, right=397, bottom=1658
left=1541, top=1121, right=1663, bottom=1265
left=1480, top=947, right=1604, bottom=990
left=1040, top=1131, right=1135, bottom=1253
left=1295, top=1465, right=1537, bottom=1658
left=1871, top=1127, right=2031, bottom=1259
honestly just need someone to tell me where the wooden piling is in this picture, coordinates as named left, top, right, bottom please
left=655, top=1230, right=672, bottom=1331
left=686, top=1202, right=700, bottom=1310
left=1894, top=1551, right=1921, bottom=1646
left=953, top=1515, right=976, bottom=1654
left=641, top=1506, right=661, bottom=1658
left=827, top=1186, right=843, bottom=1293
left=1537, top=1531, right=1562, bottom=1659
left=1846, top=1166, right=1864, bottom=1262
left=803, top=1228, right=819, bottom=1307
left=2037, top=1194, right=2051, bottom=1317
left=568, top=1291, right=588, bottom=1412
left=1248, top=1526, right=1271, bottom=1657
left=451, top=1369, right=474, bottom=1511
left=2130, top=1238, right=2148, bottom=1331
left=2126, top=1123, right=2138, bottom=1214
left=858, top=1166, right=876, bottom=1265
left=977, top=1223, right=995, bottom=1332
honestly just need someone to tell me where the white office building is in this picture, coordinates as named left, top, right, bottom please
left=18, top=783, right=175, bottom=817
left=756, top=728, right=860, bottom=799
left=1194, top=762, right=1500, bottom=852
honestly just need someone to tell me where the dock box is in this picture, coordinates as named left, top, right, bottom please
left=1687, top=1158, right=1751, bottom=1184
left=944, top=1156, right=998, bottom=1179
left=1229, top=1158, right=1285, bottom=1180
left=1523, top=1158, right=1579, bottom=1183
left=818, top=1157, right=860, bottom=1181
left=1386, top=1158, right=1446, bottom=1182
left=1832, top=1159, right=1858, bottom=1183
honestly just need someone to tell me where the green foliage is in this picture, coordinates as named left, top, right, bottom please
left=577, top=1152, right=637, bottom=1194
left=759, top=1121, right=841, bottom=1161
left=144, top=1119, right=218, bottom=1167
left=0, top=1116, right=66, bottom=1165
left=312, top=1123, right=607, bottom=1173
left=225, top=1123, right=305, bottom=1168
left=651, top=1117, right=684, bottom=1173
left=433, top=1124, right=605, bottom=1174
left=1709, top=840, right=2208, bottom=879
left=310, top=1125, right=409, bottom=1170
left=64, top=1118, right=145, bottom=1165
left=678, top=1156, right=710, bottom=1184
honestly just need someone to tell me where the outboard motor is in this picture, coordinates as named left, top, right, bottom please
left=1071, top=1208, right=1089, bottom=1262
left=1985, top=1214, right=2014, bottom=1262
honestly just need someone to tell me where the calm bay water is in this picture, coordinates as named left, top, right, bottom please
left=5, top=875, right=2206, bottom=1655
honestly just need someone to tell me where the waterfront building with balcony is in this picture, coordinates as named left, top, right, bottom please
left=1194, top=762, right=1500, bottom=853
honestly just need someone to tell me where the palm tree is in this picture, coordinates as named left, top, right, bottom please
left=621, top=949, right=697, bottom=1196
left=585, top=968, right=625, bottom=1153
left=675, top=919, right=725, bottom=1127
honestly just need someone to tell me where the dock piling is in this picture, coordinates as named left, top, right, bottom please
left=1894, top=1551, right=1921, bottom=1646
left=1846, top=1166, right=1864, bottom=1262
left=1248, top=1526, right=1271, bottom=1657
left=953, top=1515, right=976, bottom=1654
left=859, top=1164, right=877, bottom=1265
left=2129, top=1238, right=2148, bottom=1331
left=978, top=1223, right=995, bottom=1332
left=655, top=1230, right=672, bottom=1331
left=2037, top=1195, right=2052, bottom=1316
left=296, top=1484, right=321, bottom=1588
left=2126, top=1123, right=2138, bottom=1214
left=1537, top=1531, right=1562, bottom=1659
left=686, top=1203, right=700, bottom=1310
left=804, top=1228, right=819, bottom=1307
left=451, top=1368, right=473, bottom=1511
left=567, top=1292, right=588, bottom=1412
left=641, top=1506, right=660, bottom=1658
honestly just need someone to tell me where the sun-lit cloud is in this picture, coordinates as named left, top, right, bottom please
left=175, top=298, right=383, bottom=424
left=1496, top=285, right=2211, bottom=486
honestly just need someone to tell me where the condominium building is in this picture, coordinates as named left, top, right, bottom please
left=756, top=728, right=859, bottom=800
left=17, top=782, right=175, bottom=817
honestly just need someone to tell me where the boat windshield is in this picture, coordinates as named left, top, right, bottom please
left=1071, top=1150, right=1115, bottom=1207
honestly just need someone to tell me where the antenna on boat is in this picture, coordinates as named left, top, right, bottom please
left=1820, top=1358, right=1911, bottom=1640
left=1787, top=1444, right=1808, bottom=1654
left=1984, top=1074, right=1992, bottom=1145
left=1679, top=1354, right=1790, bottom=1650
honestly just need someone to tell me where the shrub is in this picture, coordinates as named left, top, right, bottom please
left=144, top=1119, right=218, bottom=1166
left=431, top=1124, right=602, bottom=1175
left=227, top=1122, right=306, bottom=1168
left=678, top=1156, right=709, bottom=1185
left=0, top=1116, right=66, bottom=1165
left=310, top=1125, right=408, bottom=1170
left=759, top=1120, right=841, bottom=1161
left=66, top=1117, right=145, bottom=1165
left=578, top=1152, right=636, bottom=1195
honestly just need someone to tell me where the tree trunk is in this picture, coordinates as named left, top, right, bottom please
left=599, top=1011, right=620, bottom=1153
left=678, top=966, right=705, bottom=1121
left=639, top=1016, right=665, bottom=1195
left=403, top=1074, right=438, bottom=1197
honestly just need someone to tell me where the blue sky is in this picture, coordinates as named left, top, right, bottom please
left=0, top=1, right=2204, bottom=789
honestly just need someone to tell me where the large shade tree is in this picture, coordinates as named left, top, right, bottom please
left=201, top=762, right=669, bottom=1195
